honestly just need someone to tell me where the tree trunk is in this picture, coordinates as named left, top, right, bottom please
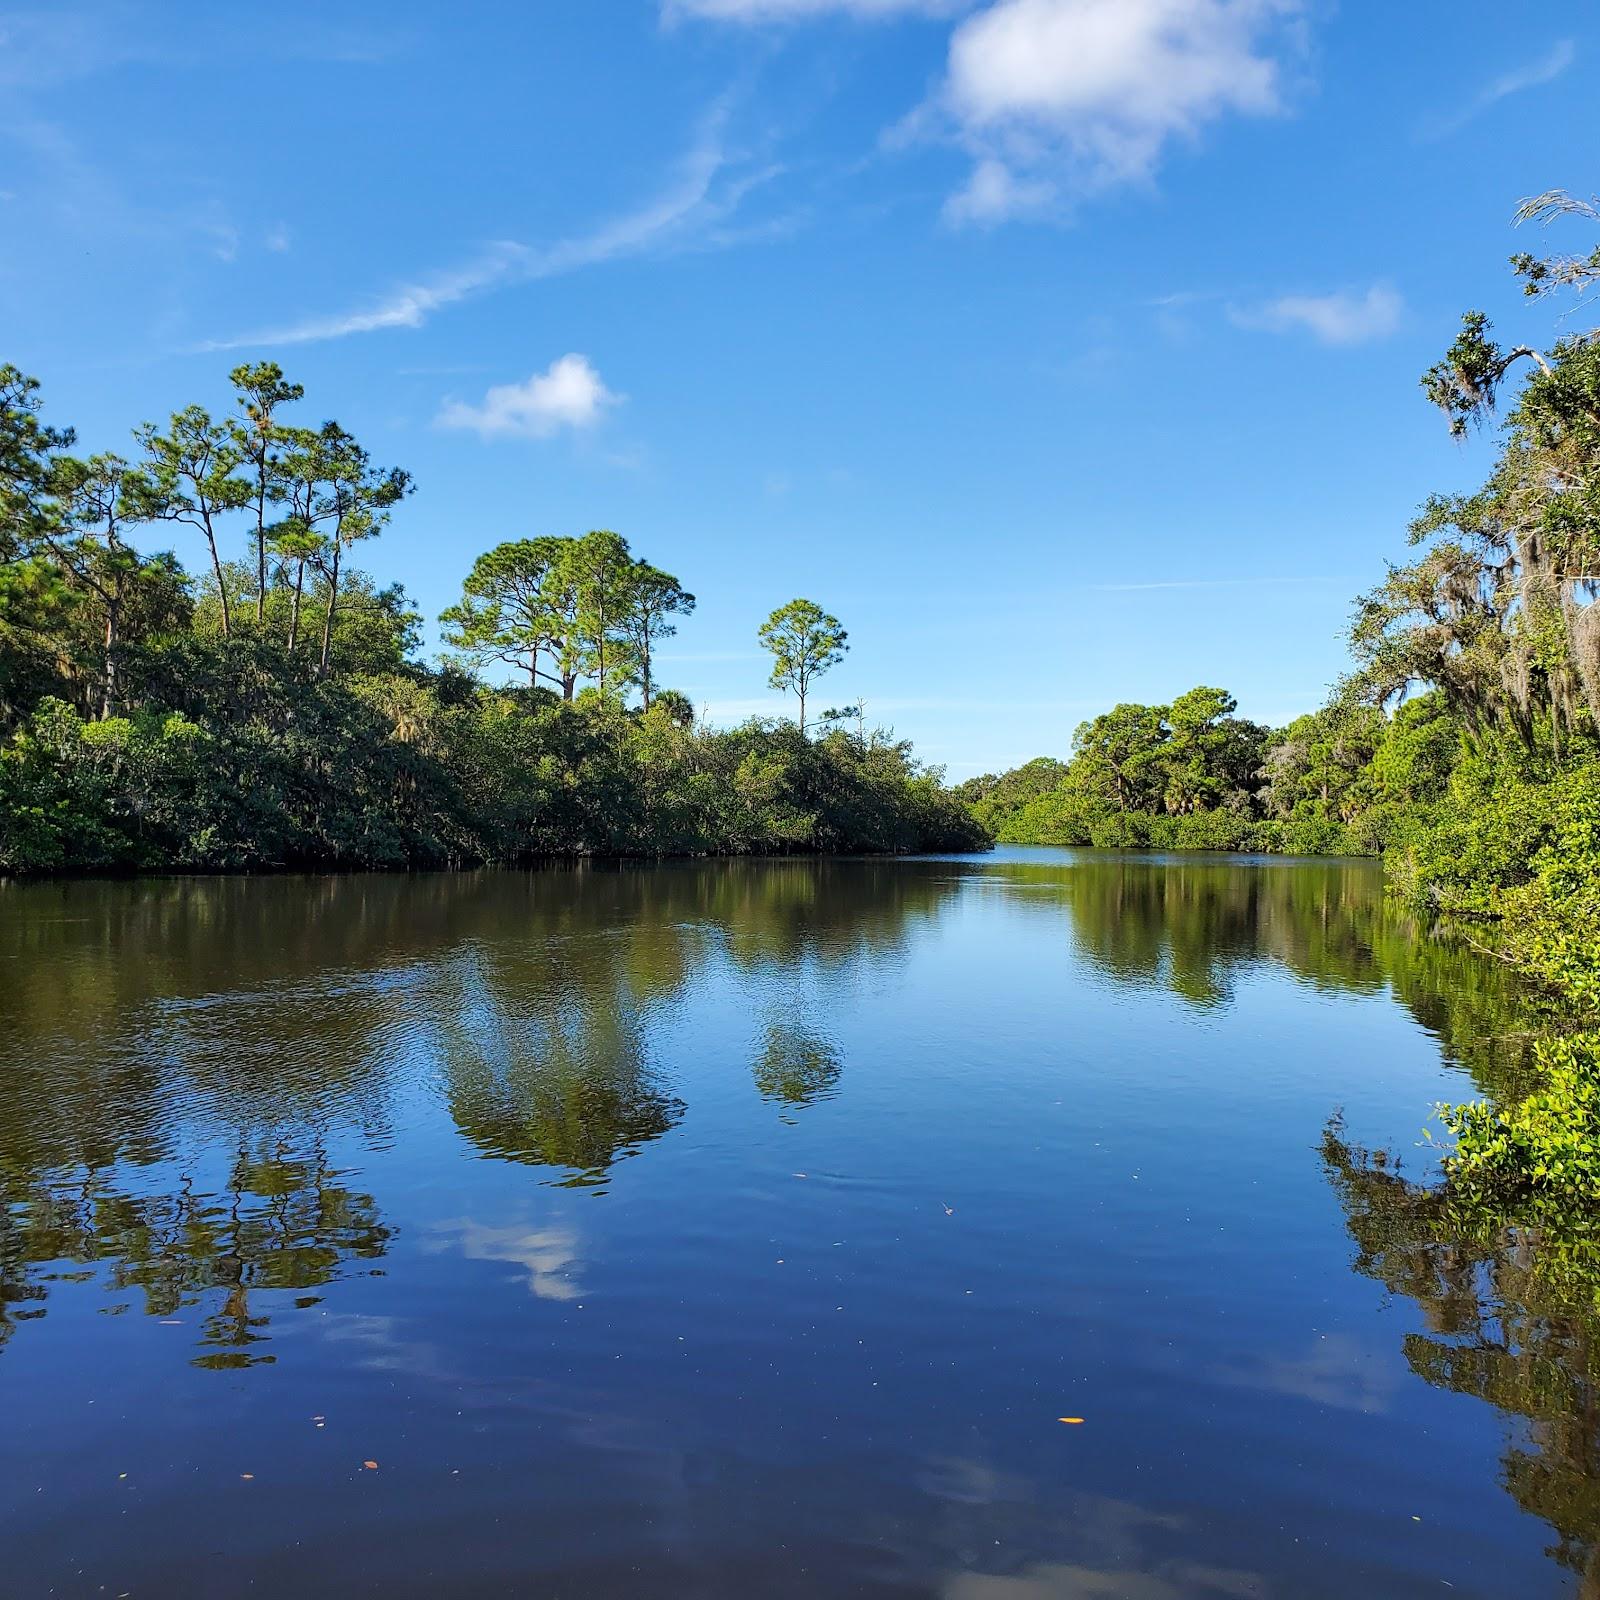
left=208, top=530, right=232, bottom=638
left=255, top=470, right=268, bottom=626
left=101, top=598, right=119, bottom=720
left=318, top=545, right=341, bottom=676
left=288, top=562, right=305, bottom=654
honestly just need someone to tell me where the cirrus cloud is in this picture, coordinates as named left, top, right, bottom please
left=436, top=355, right=622, bottom=440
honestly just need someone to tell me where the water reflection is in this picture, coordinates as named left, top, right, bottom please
left=1323, top=1123, right=1600, bottom=1593
left=432, top=942, right=689, bottom=1183
left=1, top=1141, right=389, bottom=1367
left=0, top=852, right=1589, bottom=1596
left=974, top=855, right=1541, bottom=1101
left=0, top=856, right=1548, bottom=1365
left=0, top=862, right=969, bottom=1357
left=752, top=1021, right=844, bottom=1109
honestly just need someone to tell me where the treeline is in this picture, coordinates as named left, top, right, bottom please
left=0, top=367, right=984, bottom=870
left=958, top=685, right=1458, bottom=856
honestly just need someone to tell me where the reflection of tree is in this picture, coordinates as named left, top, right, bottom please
left=428, top=928, right=690, bottom=1187
left=444, top=1016, right=686, bottom=1185
left=978, top=856, right=1543, bottom=1105
left=427, top=862, right=964, bottom=1179
left=752, top=1023, right=843, bottom=1108
left=1, top=1141, right=390, bottom=1367
left=1323, top=1123, right=1600, bottom=1593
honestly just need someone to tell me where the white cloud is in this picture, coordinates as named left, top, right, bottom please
left=944, top=156, right=1054, bottom=225
left=206, top=108, right=773, bottom=348
left=1231, top=282, right=1403, bottom=345
left=918, top=0, right=1305, bottom=223
left=668, top=0, right=959, bottom=18
left=1420, top=39, right=1576, bottom=139
left=436, top=355, right=621, bottom=440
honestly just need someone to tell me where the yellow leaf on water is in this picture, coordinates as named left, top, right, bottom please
left=1057, top=1417, right=1085, bottom=1425
left=362, top=1460, right=379, bottom=1470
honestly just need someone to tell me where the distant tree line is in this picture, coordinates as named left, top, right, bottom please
left=0, top=366, right=979, bottom=870
left=959, top=684, right=1459, bottom=857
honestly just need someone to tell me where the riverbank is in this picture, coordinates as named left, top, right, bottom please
left=1, top=667, right=988, bottom=873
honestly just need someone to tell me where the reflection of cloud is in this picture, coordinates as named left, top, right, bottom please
left=918, top=1455, right=1034, bottom=1506
left=317, top=1312, right=448, bottom=1379
left=909, top=1473, right=1269, bottom=1600
left=945, top=1561, right=1263, bottom=1599
left=428, top=1218, right=583, bottom=1302
left=1213, top=1331, right=1394, bottom=1414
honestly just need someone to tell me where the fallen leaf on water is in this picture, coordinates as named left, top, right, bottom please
left=362, top=1460, right=379, bottom=1471
left=1057, top=1417, right=1085, bottom=1425
left=240, top=1474, right=255, bottom=1481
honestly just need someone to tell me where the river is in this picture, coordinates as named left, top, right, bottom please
left=1, top=850, right=1590, bottom=1597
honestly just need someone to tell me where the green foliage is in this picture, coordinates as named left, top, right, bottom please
left=758, top=597, right=848, bottom=731
left=970, top=686, right=1300, bottom=852
left=1372, top=192, right=1600, bottom=1223
left=1423, top=766, right=1600, bottom=1210
left=0, top=634, right=984, bottom=873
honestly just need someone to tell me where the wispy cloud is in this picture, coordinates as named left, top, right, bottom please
left=1230, top=283, right=1402, bottom=345
left=0, top=9, right=414, bottom=89
left=1419, top=39, right=1576, bottom=140
left=205, top=108, right=776, bottom=350
left=437, top=355, right=621, bottom=440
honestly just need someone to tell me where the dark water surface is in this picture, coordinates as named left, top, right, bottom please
left=1, top=850, right=1592, bottom=1597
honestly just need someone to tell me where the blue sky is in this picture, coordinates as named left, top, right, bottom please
left=3, top=1, right=1597, bottom=774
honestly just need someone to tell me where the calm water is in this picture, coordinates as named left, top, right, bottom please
left=1, top=850, right=1592, bottom=1598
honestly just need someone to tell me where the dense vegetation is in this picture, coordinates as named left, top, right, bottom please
left=0, top=369, right=984, bottom=870
left=957, top=685, right=1460, bottom=856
